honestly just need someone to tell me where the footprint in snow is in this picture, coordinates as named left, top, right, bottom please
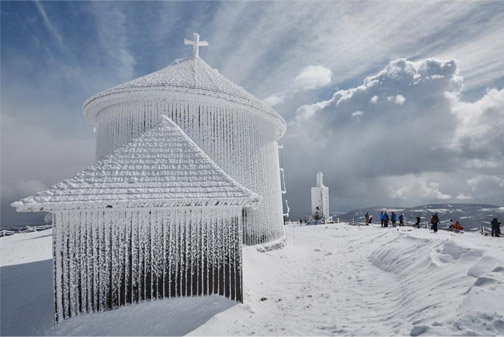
left=410, top=325, right=429, bottom=336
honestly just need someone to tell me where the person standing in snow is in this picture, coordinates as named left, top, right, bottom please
left=399, top=214, right=404, bottom=226
left=431, top=213, right=440, bottom=233
left=384, top=212, right=389, bottom=227
left=380, top=212, right=384, bottom=227
left=415, top=216, right=421, bottom=228
left=391, top=212, right=397, bottom=227
left=365, top=212, right=369, bottom=224
left=368, top=215, right=373, bottom=224
left=491, top=218, right=501, bottom=237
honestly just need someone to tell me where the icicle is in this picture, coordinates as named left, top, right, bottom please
left=146, top=210, right=152, bottom=301
left=199, top=209, right=204, bottom=296
left=140, top=210, right=147, bottom=301
left=84, top=211, right=92, bottom=313
left=168, top=210, right=173, bottom=298
left=78, top=211, right=85, bottom=314
left=102, top=211, right=110, bottom=311
left=161, top=211, right=167, bottom=299
left=53, top=212, right=63, bottom=322
left=112, top=212, right=120, bottom=308
left=130, top=211, right=137, bottom=303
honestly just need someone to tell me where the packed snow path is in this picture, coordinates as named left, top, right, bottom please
left=1, top=224, right=503, bottom=336
left=193, top=225, right=504, bottom=336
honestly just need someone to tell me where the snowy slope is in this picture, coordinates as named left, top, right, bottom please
left=1, top=224, right=504, bottom=336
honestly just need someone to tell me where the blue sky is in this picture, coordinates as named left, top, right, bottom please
left=1, top=1, right=504, bottom=226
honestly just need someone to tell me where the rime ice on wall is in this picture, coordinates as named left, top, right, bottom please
left=13, top=116, right=257, bottom=321
left=52, top=208, right=243, bottom=322
left=84, top=56, right=287, bottom=245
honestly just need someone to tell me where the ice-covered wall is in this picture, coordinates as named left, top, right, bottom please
left=52, top=207, right=243, bottom=322
left=94, top=99, right=284, bottom=245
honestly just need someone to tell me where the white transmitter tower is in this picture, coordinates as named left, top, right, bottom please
left=311, top=171, right=330, bottom=222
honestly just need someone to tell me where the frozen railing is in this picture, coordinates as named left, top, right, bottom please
left=0, top=224, right=52, bottom=237
left=283, top=200, right=290, bottom=217
left=279, top=168, right=287, bottom=194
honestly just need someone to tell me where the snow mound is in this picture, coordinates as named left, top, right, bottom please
left=369, top=230, right=504, bottom=336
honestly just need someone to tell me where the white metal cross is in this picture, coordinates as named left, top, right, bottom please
left=184, top=33, right=208, bottom=58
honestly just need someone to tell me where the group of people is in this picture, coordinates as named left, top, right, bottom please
left=377, top=211, right=502, bottom=237
left=377, top=211, right=404, bottom=227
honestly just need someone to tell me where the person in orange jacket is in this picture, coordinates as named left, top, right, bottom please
left=450, top=221, right=463, bottom=231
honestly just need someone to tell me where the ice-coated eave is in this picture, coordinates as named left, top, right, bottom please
left=12, top=197, right=261, bottom=212
left=83, top=56, right=286, bottom=137
left=12, top=115, right=262, bottom=213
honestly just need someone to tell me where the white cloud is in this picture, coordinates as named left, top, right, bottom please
left=395, top=95, right=405, bottom=105
left=261, top=65, right=332, bottom=111
left=388, top=175, right=451, bottom=201
left=264, top=94, right=286, bottom=107
left=456, top=194, right=472, bottom=200
left=451, top=87, right=504, bottom=158
left=425, top=182, right=452, bottom=200
left=294, top=65, right=333, bottom=91
left=352, top=111, right=364, bottom=118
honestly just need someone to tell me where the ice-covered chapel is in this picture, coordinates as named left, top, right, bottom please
left=13, top=33, right=287, bottom=322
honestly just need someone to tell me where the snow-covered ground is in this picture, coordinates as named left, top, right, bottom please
left=1, top=224, right=503, bottom=336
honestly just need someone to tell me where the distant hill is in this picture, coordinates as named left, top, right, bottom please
left=337, top=203, right=504, bottom=230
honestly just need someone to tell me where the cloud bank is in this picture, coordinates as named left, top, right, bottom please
left=282, top=58, right=504, bottom=218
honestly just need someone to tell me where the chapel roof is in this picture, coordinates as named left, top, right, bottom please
left=83, top=56, right=286, bottom=133
left=13, top=115, right=262, bottom=212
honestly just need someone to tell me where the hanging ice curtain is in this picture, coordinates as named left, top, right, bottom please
left=52, top=208, right=243, bottom=322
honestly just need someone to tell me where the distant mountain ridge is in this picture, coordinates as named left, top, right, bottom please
left=337, top=203, right=504, bottom=230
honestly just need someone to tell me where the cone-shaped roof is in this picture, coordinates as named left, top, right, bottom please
left=13, top=115, right=262, bottom=212
left=83, top=56, right=286, bottom=136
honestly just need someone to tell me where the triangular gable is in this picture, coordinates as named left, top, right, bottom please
left=13, top=115, right=261, bottom=212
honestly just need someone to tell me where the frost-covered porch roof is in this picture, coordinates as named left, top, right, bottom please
left=13, top=115, right=262, bottom=212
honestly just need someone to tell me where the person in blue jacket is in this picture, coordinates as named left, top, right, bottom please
left=391, top=212, right=397, bottom=227
left=380, top=212, right=385, bottom=227
left=399, top=214, right=404, bottom=226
